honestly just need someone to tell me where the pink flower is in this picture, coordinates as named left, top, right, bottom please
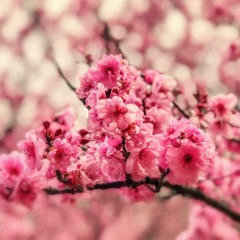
left=48, top=138, right=75, bottom=170
left=131, top=77, right=148, bottom=100
left=146, top=107, right=170, bottom=134
left=151, top=73, right=177, bottom=99
left=126, top=123, right=154, bottom=149
left=101, top=157, right=125, bottom=181
left=165, top=142, right=204, bottom=185
left=94, top=96, right=143, bottom=137
left=96, top=96, right=128, bottom=126
left=0, top=152, right=25, bottom=184
left=76, top=69, right=98, bottom=99
left=162, top=118, right=202, bottom=143
left=144, top=69, right=159, bottom=84
left=14, top=178, right=39, bottom=207
left=17, top=130, right=46, bottom=170
left=126, top=147, right=160, bottom=180
left=76, top=54, right=139, bottom=103
left=55, top=107, right=77, bottom=131
left=79, top=155, right=103, bottom=184
left=96, top=54, right=121, bottom=89
left=209, top=93, right=238, bottom=118
left=142, top=72, right=176, bottom=111
left=160, top=119, right=215, bottom=184
left=99, top=136, right=122, bottom=157
left=126, top=125, right=161, bottom=180
left=0, top=152, right=42, bottom=206
left=62, top=162, right=92, bottom=189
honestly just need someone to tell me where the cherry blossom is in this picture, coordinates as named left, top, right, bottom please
left=17, top=130, right=45, bottom=170
left=159, top=119, right=215, bottom=184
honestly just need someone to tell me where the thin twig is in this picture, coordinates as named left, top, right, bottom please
left=173, top=101, right=191, bottom=119
left=142, top=99, right=147, bottom=115
left=32, top=11, right=77, bottom=94
left=102, top=23, right=127, bottom=59
left=51, top=57, right=87, bottom=106
left=121, top=136, right=132, bottom=183
left=121, top=136, right=130, bottom=161
left=52, top=58, right=77, bottom=92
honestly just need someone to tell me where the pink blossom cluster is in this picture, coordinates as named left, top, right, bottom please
left=0, top=151, right=41, bottom=207
left=0, top=54, right=218, bottom=207
left=75, top=54, right=216, bottom=188
left=0, top=107, right=80, bottom=206
left=159, top=118, right=215, bottom=185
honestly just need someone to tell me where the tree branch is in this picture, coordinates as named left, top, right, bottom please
left=51, top=57, right=87, bottom=106
left=30, top=10, right=87, bottom=107
left=121, top=136, right=130, bottom=161
left=101, top=23, right=126, bottom=59
left=51, top=58, right=77, bottom=92
left=31, top=11, right=76, bottom=93
left=173, top=101, right=191, bottom=119
left=43, top=177, right=240, bottom=223
left=162, top=182, right=240, bottom=222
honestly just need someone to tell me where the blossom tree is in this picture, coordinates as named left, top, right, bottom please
left=1, top=0, right=240, bottom=239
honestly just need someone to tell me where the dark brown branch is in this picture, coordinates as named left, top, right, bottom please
left=56, top=170, right=69, bottom=184
left=121, top=136, right=130, bottom=161
left=30, top=10, right=88, bottom=107
left=162, top=182, right=240, bottom=222
left=102, top=23, right=126, bottom=59
left=44, top=177, right=159, bottom=195
left=155, top=169, right=170, bottom=192
left=173, top=101, right=191, bottom=119
left=44, top=187, right=80, bottom=195
left=52, top=58, right=77, bottom=92
left=121, top=136, right=132, bottom=183
left=44, top=177, right=240, bottom=223
left=142, top=99, right=147, bottom=115
left=33, top=13, right=76, bottom=93
left=51, top=57, right=87, bottom=106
